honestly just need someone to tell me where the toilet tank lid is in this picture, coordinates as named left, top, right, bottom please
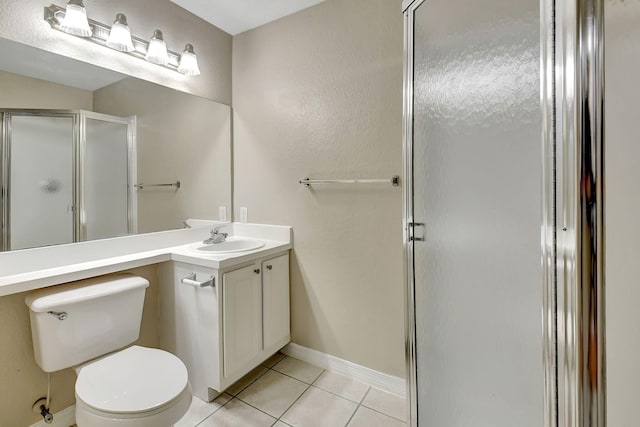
left=25, top=274, right=149, bottom=312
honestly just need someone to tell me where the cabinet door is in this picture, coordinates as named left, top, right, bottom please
left=262, top=254, right=290, bottom=352
left=222, top=264, right=262, bottom=380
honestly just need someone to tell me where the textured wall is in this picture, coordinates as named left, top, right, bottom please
left=93, top=78, right=232, bottom=232
left=233, top=0, right=405, bottom=377
left=0, top=265, right=161, bottom=427
left=0, top=0, right=232, bottom=104
left=605, top=0, right=640, bottom=425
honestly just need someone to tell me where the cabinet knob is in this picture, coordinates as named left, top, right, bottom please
left=254, top=268, right=260, bottom=274
left=266, top=265, right=273, bottom=270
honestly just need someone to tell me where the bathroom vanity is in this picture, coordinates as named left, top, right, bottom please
left=159, top=250, right=290, bottom=401
left=0, top=222, right=292, bottom=405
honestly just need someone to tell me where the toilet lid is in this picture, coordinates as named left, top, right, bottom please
left=75, top=346, right=189, bottom=414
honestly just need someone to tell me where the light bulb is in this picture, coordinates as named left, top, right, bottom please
left=59, top=0, right=92, bottom=37
left=106, top=13, right=134, bottom=52
left=145, top=30, right=169, bottom=65
left=178, top=44, right=200, bottom=76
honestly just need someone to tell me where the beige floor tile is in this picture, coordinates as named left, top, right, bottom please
left=261, top=352, right=286, bottom=368
left=174, top=393, right=231, bottom=427
left=312, top=371, right=370, bottom=402
left=272, top=356, right=325, bottom=384
left=198, top=398, right=275, bottom=427
left=361, top=388, right=407, bottom=422
left=347, top=406, right=406, bottom=427
left=237, top=370, right=308, bottom=418
left=281, top=386, right=358, bottom=427
left=273, top=422, right=292, bottom=427
left=225, top=365, right=269, bottom=396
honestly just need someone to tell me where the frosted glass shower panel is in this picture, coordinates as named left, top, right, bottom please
left=9, top=115, right=74, bottom=250
left=410, top=0, right=542, bottom=425
left=84, top=117, right=130, bottom=240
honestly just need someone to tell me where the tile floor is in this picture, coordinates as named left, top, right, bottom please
left=174, top=353, right=407, bottom=427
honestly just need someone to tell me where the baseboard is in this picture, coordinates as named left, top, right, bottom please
left=281, top=343, right=406, bottom=398
left=29, top=404, right=75, bottom=427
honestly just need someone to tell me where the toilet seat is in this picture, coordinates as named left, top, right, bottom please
left=75, top=346, right=190, bottom=415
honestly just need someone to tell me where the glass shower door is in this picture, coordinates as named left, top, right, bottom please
left=6, top=114, right=75, bottom=250
left=83, top=113, right=133, bottom=241
left=406, top=0, right=543, bottom=425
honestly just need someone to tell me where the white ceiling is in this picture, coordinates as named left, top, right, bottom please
left=170, top=0, right=328, bottom=35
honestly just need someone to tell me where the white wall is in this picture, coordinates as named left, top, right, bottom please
left=232, top=0, right=405, bottom=377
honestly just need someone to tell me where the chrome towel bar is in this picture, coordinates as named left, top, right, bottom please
left=134, top=180, right=181, bottom=189
left=299, top=175, right=400, bottom=187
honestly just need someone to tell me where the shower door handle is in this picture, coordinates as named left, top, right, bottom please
left=409, top=222, right=425, bottom=242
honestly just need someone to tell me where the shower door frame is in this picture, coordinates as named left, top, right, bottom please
left=402, top=0, right=606, bottom=426
left=401, top=2, right=422, bottom=427
left=0, top=109, right=137, bottom=251
left=553, top=0, right=606, bottom=425
left=78, top=110, right=138, bottom=241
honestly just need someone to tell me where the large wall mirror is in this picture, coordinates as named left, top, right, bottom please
left=0, top=37, right=231, bottom=251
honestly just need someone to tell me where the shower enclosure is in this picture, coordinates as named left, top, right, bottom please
left=403, top=0, right=619, bottom=425
left=0, top=110, right=136, bottom=251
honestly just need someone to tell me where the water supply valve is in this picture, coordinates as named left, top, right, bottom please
left=32, top=398, right=53, bottom=424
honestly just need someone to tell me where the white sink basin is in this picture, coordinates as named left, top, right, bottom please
left=187, top=237, right=265, bottom=254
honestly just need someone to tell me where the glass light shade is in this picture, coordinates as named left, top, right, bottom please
left=178, top=44, right=201, bottom=76
left=106, top=14, right=134, bottom=52
left=59, top=1, right=92, bottom=37
left=145, top=30, right=169, bottom=65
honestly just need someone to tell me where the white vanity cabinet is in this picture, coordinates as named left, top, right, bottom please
left=159, top=251, right=290, bottom=402
left=222, top=254, right=290, bottom=381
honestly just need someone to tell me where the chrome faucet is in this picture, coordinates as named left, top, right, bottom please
left=203, top=225, right=228, bottom=244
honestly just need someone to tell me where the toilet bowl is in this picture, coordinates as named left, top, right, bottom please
left=74, top=346, right=191, bottom=427
left=25, top=274, right=192, bottom=427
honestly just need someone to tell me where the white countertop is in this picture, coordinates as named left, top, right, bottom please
left=0, top=222, right=292, bottom=297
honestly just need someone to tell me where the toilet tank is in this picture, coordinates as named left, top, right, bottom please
left=25, top=274, right=149, bottom=372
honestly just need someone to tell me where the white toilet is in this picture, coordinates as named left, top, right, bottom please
left=25, top=274, right=191, bottom=427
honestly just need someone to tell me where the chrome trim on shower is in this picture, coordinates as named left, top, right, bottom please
left=541, top=0, right=558, bottom=425
left=0, top=114, right=9, bottom=251
left=75, top=112, right=83, bottom=242
left=402, top=1, right=425, bottom=426
left=556, top=0, right=606, bottom=425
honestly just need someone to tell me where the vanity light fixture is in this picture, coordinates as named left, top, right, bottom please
left=44, top=3, right=202, bottom=76
left=58, top=0, right=91, bottom=37
left=105, top=13, right=134, bottom=52
left=178, top=44, right=201, bottom=76
left=145, top=30, right=169, bottom=65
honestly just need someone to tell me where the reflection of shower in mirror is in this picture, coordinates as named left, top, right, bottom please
left=0, top=109, right=136, bottom=251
